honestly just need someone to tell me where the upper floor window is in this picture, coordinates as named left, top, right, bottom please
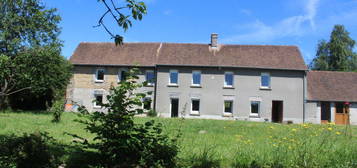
left=95, top=69, right=105, bottom=82
left=169, top=70, right=178, bottom=85
left=260, top=73, right=270, bottom=89
left=145, top=70, right=155, bottom=86
left=224, top=72, right=234, bottom=87
left=118, top=69, right=127, bottom=82
left=192, top=70, right=201, bottom=86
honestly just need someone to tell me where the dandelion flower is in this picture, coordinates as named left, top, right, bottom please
left=327, top=127, right=333, bottom=131
left=336, top=131, right=341, bottom=135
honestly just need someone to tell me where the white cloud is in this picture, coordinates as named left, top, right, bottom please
left=222, top=0, right=320, bottom=43
left=240, top=9, right=252, bottom=16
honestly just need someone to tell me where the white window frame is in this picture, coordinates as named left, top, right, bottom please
left=190, top=98, right=200, bottom=115
left=223, top=100, right=234, bottom=116
left=224, top=71, right=234, bottom=88
left=145, top=70, right=155, bottom=86
left=191, top=70, right=201, bottom=86
left=250, top=101, right=260, bottom=117
left=95, top=69, right=105, bottom=83
left=169, top=69, right=179, bottom=86
left=93, top=90, right=104, bottom=109
left=260, top=72, right=271, bottom=89
left=118, top=68, right=128, bottom=82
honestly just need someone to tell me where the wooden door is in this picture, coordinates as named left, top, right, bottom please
left=272, top=101, right=283, bottom=123
left=321, top=102, right=331, bottom=124
left=335, top=103, right=349, bottom=125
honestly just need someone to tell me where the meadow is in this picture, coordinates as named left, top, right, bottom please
left=1, top=111, right=357, bottom=167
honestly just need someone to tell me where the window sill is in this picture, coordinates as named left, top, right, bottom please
left=167, top=84, right=179, bottom=87
left=223, top=86, right=235, bottom=89
left=190, top=85, right=202, bottom=88
left=223, top=113, right=233, bottom=117
left=95, top=80, right=104, bottom=83
left=190, top=112, right=200, bottom=116
left=259, top=87, right=271, bottom=90
left=249, top=114, right=260, bottom=118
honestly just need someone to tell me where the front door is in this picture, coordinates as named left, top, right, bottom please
left=171, top=98, right=179, bottom=118
left=321, top=102, right=331, bottom=124
left=335, top=102, right=349, bottom=125
left=272, top=101, right=283, bottom=123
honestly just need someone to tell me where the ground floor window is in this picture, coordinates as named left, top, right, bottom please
left=224, top=100, right=233, bottom=114
left=94, top=94, right=103, bottom=108
left=191, top=99, right=200, bottom=115
left=143, top=97, right=152, bottom=110
left=250, top=101, right=260, bottom=116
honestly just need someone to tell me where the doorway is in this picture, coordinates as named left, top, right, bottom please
left=171, top=98, right=179, bottom=118
left=321, top=102, right=331, bottom=124
left=272, top=101, right=283, bottom=123
left=335, top=102, right=349, bottom=125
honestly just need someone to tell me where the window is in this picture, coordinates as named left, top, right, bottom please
left=169, top=70, right=178, bottom=85
left=191, top=99, right=200, bottom=115
left=94, top=94, right=103, bottom=108
left=250, top=101, right=260, bottom=116
left=95, top=69, right=105, bottom=82
left=224, top=72, right=234, bottom=87
left=143, top=97, right=152, bottom=110
left=335, top=102, right=344, bottom=113
left=224, top=100, right=233, bottom=114
left=192, top=71, right=201, bottom=86
left=118, top=69, right=127, bottom=82
left=261, top=73, right=270, bottom=88
left=146, top=70, right=155, bottom=86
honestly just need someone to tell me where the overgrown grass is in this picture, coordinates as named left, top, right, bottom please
left=1, top=111, right=357, bottom=167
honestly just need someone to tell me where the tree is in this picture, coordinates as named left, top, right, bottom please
left=0, top=0, right=70, bottom=110
left=96, top=0, right=147, bottom=45
left=73, top=69, right=178, bottom=167
left=310, top=25, right=357, bottom=71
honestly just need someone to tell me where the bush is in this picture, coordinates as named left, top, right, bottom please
left=50, top=99, right=65, bottom=123
left=0, top=132, right=60, bottom=168
left=147, top=109, right=157, bottom=117
left=74, top=68, right=179, bottom=167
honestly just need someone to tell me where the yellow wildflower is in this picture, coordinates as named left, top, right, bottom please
left=291, top=128, right=297, bottom=132
left=327, top=127, right=333, bottom=131
left=269, top=126, right=274, bottom=129
left=336, top=131, right=341, bottom=135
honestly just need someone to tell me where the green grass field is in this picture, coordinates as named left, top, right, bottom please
left=1, top=111, right=357, bottom=167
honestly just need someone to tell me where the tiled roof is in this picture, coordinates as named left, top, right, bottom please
left=307, top=71, right=357, bottom=102
left=70, top=42, right=307, bottom=70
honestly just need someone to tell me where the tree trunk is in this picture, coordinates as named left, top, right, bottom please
left=0, top=95, right=7, bottom=111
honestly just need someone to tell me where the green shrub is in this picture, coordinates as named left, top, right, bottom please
left=0, top=132, right=60, bottom=168
left=147, top=109, right=157, bottom=117
left=50, top=99, right=65, bottom=123
left=74, top=68, right=179, bottom=167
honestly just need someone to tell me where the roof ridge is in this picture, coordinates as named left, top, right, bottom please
left=309, top=70, right=357, bottom=74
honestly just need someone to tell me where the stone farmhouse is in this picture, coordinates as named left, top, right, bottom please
left=66, top=34, right=357, bottom=125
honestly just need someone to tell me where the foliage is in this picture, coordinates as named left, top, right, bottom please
left=74, top=68, right=179, bottom=167
left=0, top=0, right=61, bottom=56
left=310, top=25, right=357, bottom=71
left=8, top=46, right=72, bottom=110
left=183, top=146, right=221, bottom=168
left=96, top=0, right=147, bottom=45
left=50, top=99, right=65, bottom=123
left=147, top=109, right=158, bottom=117
left=0, top=0, right=70, bottom=110
left=0, top=132, right=61, bottom=168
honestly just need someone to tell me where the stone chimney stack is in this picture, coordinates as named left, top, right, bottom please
left=211, top=33, right=218, bottom=48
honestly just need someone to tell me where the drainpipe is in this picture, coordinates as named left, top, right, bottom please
left=153, top=65, right=158, bottom=112
left=303, top=70, right=307, bottom=123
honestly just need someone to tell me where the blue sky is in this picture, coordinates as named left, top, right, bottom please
left=45, top=0, right=357, bottom=64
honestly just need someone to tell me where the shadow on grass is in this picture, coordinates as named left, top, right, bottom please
left=0, top=133, right=102, bottom=168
